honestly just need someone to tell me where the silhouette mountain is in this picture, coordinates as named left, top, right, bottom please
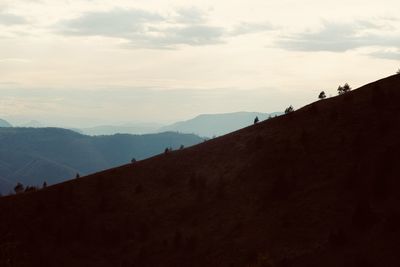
left=159, top=111, right=282, bottom=137
left=0, top=75, right=400, bottom=266
left=78, top=112, right=281, bottom=137
left=0, top=118, right=12, bottom=127
left=0, top=128, right=202, bottom=193
left=80, top=122, right=162, bottom=135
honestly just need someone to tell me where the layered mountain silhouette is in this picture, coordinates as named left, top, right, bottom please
left=15, top=112, right=281, bottom=137
left=0, top=75, right=400, bottom=266
left=159, top=111, right=282, bottom=137
left=0, top=128, right=202, bottom=193
left=80, top=122, right=162, bottom=136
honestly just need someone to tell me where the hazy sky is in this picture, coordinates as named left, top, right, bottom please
left=0, top=0, right=399, bottom=126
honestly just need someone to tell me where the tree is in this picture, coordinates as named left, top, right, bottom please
left=254, top=116, right=259, bottom=124
left=131, top=158, right=137, bottom=164
left=179, top=144, right=185, bottom=150
left=14, top=182, right=24, bottom=194
left=284, top=105, right=294, bottom=114
left=42, top=181, right=47, bottom=188
left=318, top=91, right=326, bottom=100
left=338, top=83, right=351, bottom=95
left=76, top=173, right=80, bottom=179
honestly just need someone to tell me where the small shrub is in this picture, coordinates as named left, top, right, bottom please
left=76, top=173, right=80, bottom=179
left=318, top=91, right=326, bottom=100
left=338, top=83, right=351, bottom=95
left=284, top=105, right=294, bottom=114
left=42, top=181, right=47, bottom=188
left=131, top=158, right=137, bottom=164
left=254, top=116, right=259, bottom=124
left=14, top=182, right=24, bottom=194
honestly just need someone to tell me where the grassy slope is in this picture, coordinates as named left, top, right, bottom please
left=0, top=75, right=400, bottom=267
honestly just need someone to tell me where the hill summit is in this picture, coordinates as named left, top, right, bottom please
left=1, top=75, right=400, bottom=266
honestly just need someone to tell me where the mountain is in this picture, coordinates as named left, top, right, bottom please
left=159, top=111, right=282, bottom=137
left=0, top=118, right=12, bottom=127
left=80, top=122, right=162, bottom=136
left=0, top=128, right=202, bottom=194
left=1, top=75, right=400, bottom=266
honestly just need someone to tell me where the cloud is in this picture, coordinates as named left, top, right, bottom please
left=175, top=7, right=207, bottom=24
left=230, top=22, right=276, bottom=36
left=60, top=9, right=163, bottom=37
left=58, top=8, right=226, bottom=49
left=57, top=8, right=276, bottom=49
left=277, top=20, right=400, bottom=53
left=368, top=49, right=400, bottom=61
left=0, top=12, right=27, bottom=25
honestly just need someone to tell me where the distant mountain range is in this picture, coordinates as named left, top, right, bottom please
left=3, top=112, right=282, bottom=138
left=79, top=122, right=162, bottom=136
left=0, top=128, right=202, bottom=194
left=159, top=111, right=282, bottom=137
left=77, top=111, right=282, bottom=137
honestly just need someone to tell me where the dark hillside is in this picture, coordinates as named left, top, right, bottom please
left=0, top=75, right=400, bottom=266
left=0, top=129, right=202, bottom=193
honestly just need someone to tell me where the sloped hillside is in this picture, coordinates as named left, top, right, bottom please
left=0, top=129, right=202, bottom=193
left=0, top=75, right=400, bottom=267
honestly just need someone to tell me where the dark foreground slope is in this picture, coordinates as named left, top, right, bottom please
left=1, top=75, right=400, bottom=267
left=0, top=129, right=202, bottom=193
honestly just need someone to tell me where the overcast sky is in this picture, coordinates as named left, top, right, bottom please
left=0, top=0, right=399, bottom=127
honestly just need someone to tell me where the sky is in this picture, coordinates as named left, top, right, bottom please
left=0, top=0, right=399, bottom=127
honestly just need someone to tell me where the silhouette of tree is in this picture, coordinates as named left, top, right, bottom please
left=179, top=144, right=185, bottom=150
left=164, top=147, right=169, bottom=154
left=284, top=105, right=294, bottom=114
left=338, top=83, right=351, bottom=95
left=318, top=91, right=326, bottom=100
left=76, top=173, right=80, bottom=179
left=131, top=158, right=137, bottom=164
left=254, top=116, right=259, bottom=124
left=14, top=182, right=24, bottom=194
left=42, top=181, right=47, bottom=188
